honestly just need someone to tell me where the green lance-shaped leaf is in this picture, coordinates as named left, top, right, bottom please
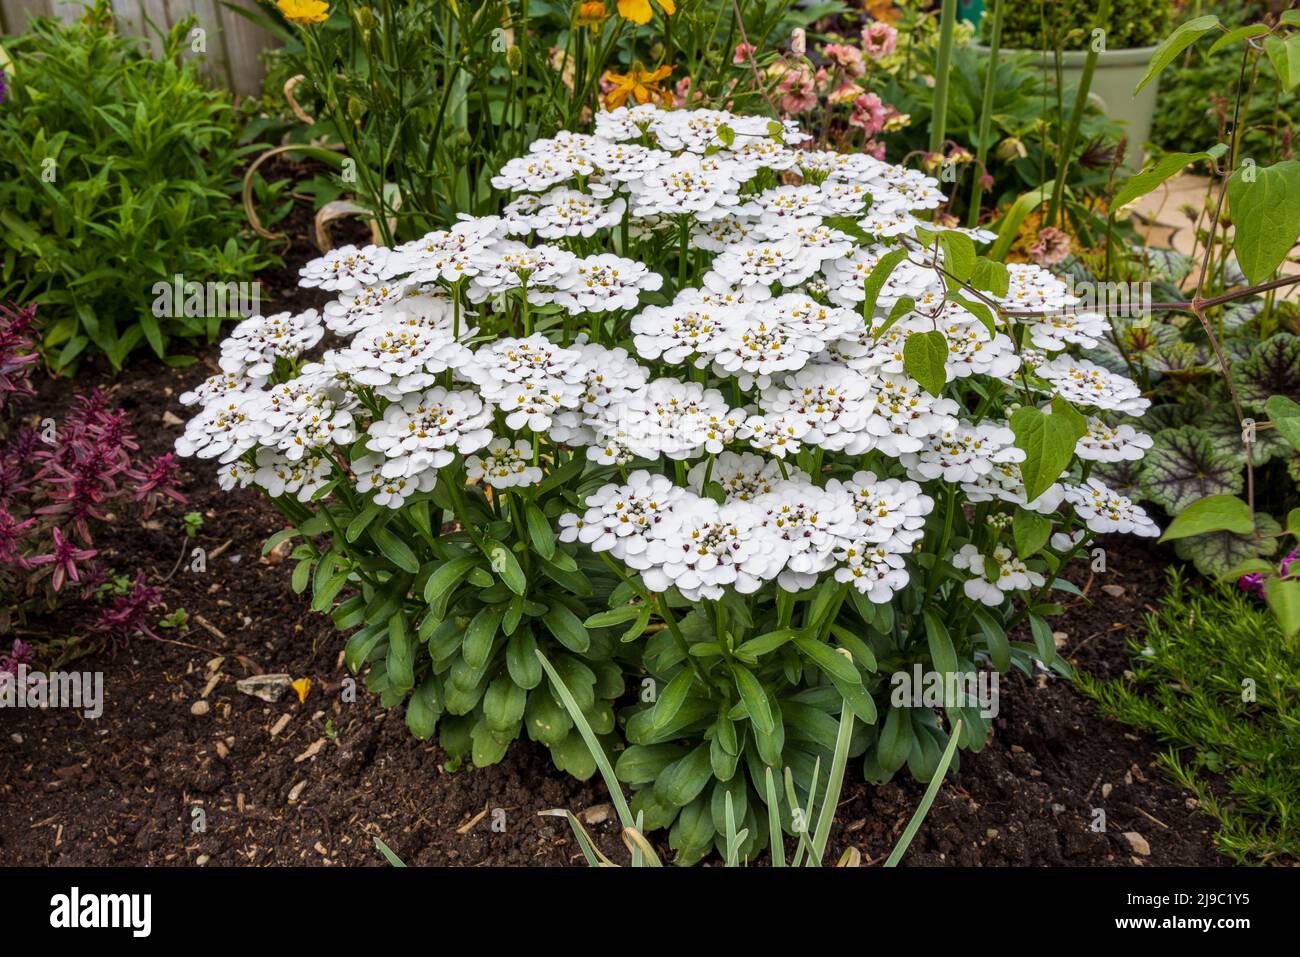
left=1134, top=15, right=1220, bottom=93
left=483, top=538, right=527, bottom=595
left=1228, top=160, right=1300, bottom=285
left=1159, top=494, right=1255, bottom=542
left=1112, top=151, right=1214, bottom=211
left=860, top=247, right=909, bottom=321
left=1267, top=395, right=1300, bottom=451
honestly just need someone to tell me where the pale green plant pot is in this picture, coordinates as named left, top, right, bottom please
left=974, top=44, right=1160, bottom=169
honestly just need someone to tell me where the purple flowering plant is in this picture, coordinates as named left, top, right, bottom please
left=0, top=301, right=183, bottom=665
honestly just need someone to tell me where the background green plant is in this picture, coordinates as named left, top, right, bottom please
left=982, top=0, right=1173, bottom=51
left=1078, top=8, right=1300, bottom=588
left=240, top=0, right=810, bottom=240
left=0, top=2, right=275, bottom=372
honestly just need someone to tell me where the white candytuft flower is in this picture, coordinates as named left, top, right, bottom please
left=364, top=387, right=494, bottom=481
left=1065, top=478, right=1160, bottom=536
left=953, top=543, right=1046, bottom=606
left=299, top=244, right=390, bottom=291
left=540, top=253, right=663, bottom=314
left=219, top=310, right=324, bottom=378
left=1074, top=417, right=1153, bottom=463
left=1036, top=357, right=1150, bottom=413
left=466, top=437, right=544, bottom=489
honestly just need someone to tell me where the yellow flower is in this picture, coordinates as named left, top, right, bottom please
left=291, top=677, right=312, bottom=704
left=616, top=0, right=675, bottom=26
left=277, top=0, right=329, bottom=26
left=602, top=63, right=674, bottom=109
left=575, top=1, right=610, bottom=29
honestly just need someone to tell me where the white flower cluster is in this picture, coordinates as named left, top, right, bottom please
left=177, top=105, right=1159, bottom=606
left=559, top=456, right=932, bottom=602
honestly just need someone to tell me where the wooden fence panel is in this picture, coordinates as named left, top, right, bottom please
left=0, top=0, right=277, bottom=96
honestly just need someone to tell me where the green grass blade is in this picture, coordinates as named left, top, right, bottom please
left=884, top=719, right=963, bottom=867
left=765, top=767, right=786, bottom=868
left=373, top=836, right=407, bottom=867
left=810, top=699, right=855, bottom=863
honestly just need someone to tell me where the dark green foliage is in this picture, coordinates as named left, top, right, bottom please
left=0, top=4, right=275, bottom=371
left=984, top=0, right=1173, bottom=51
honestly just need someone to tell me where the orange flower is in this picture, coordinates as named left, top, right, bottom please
left=602, top=63, right=674, bottom=109
left=575, top=1, right=610, bottom=29
left=616, top=0, right=675, bottom=26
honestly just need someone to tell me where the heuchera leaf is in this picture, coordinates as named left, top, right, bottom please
left=1172, top=512, right=1279, bottom=578
left=1235, top=334, right=1300, bottom=412
left=1202, top=403, right=1283, bottom=465
left=1227, top=160, right=1300, bottom=285
left=1140, top=426, right=1244, bottom=513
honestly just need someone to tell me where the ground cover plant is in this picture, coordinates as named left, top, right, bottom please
left=0, top=302, right=182, bottom=667
left=174, top=100, right=1167, bottom=863
left=1078, top=570, right=1300, bottom=864
left=0, top=1, right=275, bottom=372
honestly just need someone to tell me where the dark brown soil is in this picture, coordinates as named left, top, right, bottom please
left=0, top=221, right=1226, bottom=868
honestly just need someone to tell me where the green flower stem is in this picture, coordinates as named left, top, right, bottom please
left=928, top=0, right=958, bottom=154
left=1046, top=0, right=1111, bottom=228
left=595, top=551, right=704, bottom=684
left=922, top=484, right=957, bottom=606
left=967, top=0, right=1003, bottom=227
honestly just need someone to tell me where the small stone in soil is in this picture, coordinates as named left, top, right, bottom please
left=1123, top=831, right=1151, bottom=856
left=236, top=673, right=293, bottom=702
left=1101, top=584, right=1126, bottom=598
left=190, top=701, right=210, bottom=716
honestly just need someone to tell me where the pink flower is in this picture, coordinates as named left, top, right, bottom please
left=862, top=138, right=886, bottom=161
left=733, top=43, right=755, bottom=65
left=775, top=61, right=818, bottom=114
left=1029, top=227, right=1072, bottom=267
left=862, top=21, right=898, bottom=60
left=1239, top=548, right=1300, bottom=598
left=850, top=92, right=888, bottom=134
left=672, top=75, right=694, bottom=108
left=823, top=42, right=865, bottom=78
